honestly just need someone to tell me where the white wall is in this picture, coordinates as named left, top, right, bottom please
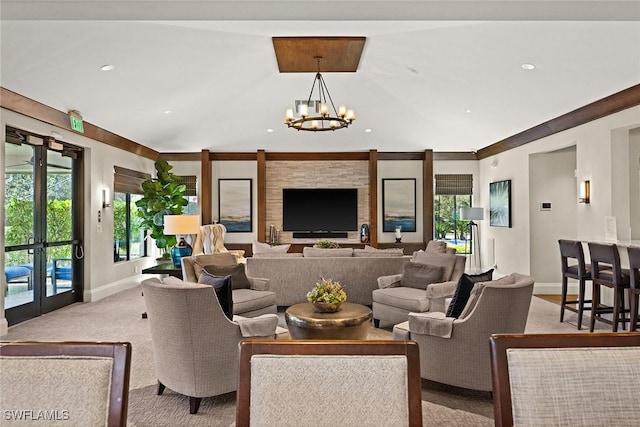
left=1, top=109, right=156, bottom=335
left=629, top=128, right=640, bottom=239
left=211, top=161, right=258, bottom=243
left=377, top=160, right=424, bottom=243
left=478, top=105, right=640, bottom=281
left=528, top=147, right=577, bottom=285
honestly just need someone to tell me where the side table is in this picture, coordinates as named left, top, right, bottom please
left=285, top=302, right=372, bottom=340
left=140, top=263, right=183, bottom=318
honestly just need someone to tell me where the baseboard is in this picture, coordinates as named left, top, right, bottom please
left=83, top=275, right=142, bottom=302
left=533, top=282, right=575, bottom=295
left=0, top=318, right=8, bottom=337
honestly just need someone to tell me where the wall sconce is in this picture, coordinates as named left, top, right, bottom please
left=578, top=180, right=590, bottom=204
left=102, top=188, right=111, bottom=209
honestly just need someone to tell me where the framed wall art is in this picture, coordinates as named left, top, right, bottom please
left=489, top=179, right=511, bottom=227
left=382, top=178, right=417, bottom=232
left=218, top=179, right=252, bottom=232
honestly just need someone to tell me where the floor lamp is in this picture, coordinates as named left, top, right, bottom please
left=460, top=207, right=484, bottom=273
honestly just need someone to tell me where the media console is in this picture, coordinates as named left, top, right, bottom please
left=292, top=231, right=348, bottom=239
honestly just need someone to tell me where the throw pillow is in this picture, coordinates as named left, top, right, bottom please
left=252, top=241, right=291, bottom=254
left=426, top=240, right=448, bottom=253
left=411, top=252, right=457, bottom=281
left=198, top=272, right=233, bottom=320
left=203, top=263, right=252, bottom=289
left=467, top=268, right=494, bottom=283
left=400, top=262, right=445, bottom=290
left=302, top=247, right=354, bottom=257
left=446, top=274, right=476, bottom=318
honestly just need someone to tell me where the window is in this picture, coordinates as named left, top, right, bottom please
left=113, top=166, right=150, bottom=262
left=177, top=175, right=198, bottom=215
left=434, top=174, right=473, bottom=254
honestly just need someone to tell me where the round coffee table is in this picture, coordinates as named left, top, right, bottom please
left=285, top=302, right=373, bottom=340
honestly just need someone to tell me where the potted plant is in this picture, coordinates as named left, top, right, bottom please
left=307, top=277, right=347, bottom=312
left=315, top=240, right=340, bottom=249
left=135, top=160, right=188, bottom=259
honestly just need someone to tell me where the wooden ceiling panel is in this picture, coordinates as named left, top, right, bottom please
left=272, top=37, right=366, bottom=73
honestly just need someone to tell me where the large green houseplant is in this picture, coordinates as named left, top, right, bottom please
left=135, top=160, right=188, bottom=258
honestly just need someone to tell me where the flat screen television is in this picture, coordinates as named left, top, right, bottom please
left=282, top=188, right=358, bottom=232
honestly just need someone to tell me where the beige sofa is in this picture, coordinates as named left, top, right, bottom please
left=246, top=247, right=410, bottom=306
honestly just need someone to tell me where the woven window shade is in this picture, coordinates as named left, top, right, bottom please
left=113, top=166, right=150, bottom=195
left=435, top=174, right=473, bottom=195
left=177, top=175, right=197, bottom=197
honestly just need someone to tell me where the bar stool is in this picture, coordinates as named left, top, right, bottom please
left=628, top=246, right=640, bottom=332
left=587, top=242, right=631, bottom=332
left=558, top=239, right=593, bottom=330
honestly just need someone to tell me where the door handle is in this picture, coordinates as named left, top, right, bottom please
left=27, top=236, right=35, bottom=255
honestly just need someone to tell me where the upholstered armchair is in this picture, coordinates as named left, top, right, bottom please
left=192, top=223, right=246, bottom=261
left=181, top=253, right=277, bottom=317
left=372, top=242, right=466, bottom=327
left=141, top=277, right=280, bottom=414
left=393, top=273, right=534, bottom=392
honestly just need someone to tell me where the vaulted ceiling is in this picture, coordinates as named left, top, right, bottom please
left=2, top=1, right=640, bottom=153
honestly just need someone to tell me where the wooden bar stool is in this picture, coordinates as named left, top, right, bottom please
left=558, top=239, right=593, bottom=330
left=628, top=246, right=640, bottom=332
left=587, top=242, right=631, bottom=332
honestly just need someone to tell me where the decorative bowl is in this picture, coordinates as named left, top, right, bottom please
left=313, top=301, right=343, bottom=313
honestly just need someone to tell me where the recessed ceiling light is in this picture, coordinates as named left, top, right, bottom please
left=364, top=128, right=372, bottom=133
left=266, top=128, right=274, bottom=133
left=465, top=109, right=472, bottom=114
left=521, top=63, right=536, bottom=70
left=100, top=64, right=114, bottom=72
left=163, top=110, right=173, bottom=115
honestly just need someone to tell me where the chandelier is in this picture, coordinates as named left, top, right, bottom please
left=284, top=56, right=355, bottom=132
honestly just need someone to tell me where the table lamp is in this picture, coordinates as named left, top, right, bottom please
left=163, top=215, right=201, bottom=268
left=459, top=207, right=484, bottom=272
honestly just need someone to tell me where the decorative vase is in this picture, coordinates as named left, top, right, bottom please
left=313, top=301, right=343, bottom=313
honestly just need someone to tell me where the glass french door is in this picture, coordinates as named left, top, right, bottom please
left=4, top=129, right=83, bottom=325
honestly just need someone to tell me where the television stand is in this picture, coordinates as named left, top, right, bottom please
left=292, top=231, right=348, bottom=239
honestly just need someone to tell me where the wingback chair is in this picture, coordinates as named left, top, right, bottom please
left=372, top=242, right=466, bottom=327
left=393, top=273, right=534, bottom=392
left=192, top=223, right=246, bottom=261
left=181, top=254, right=277, bottom=317
left=141, top=277, right=279, bottom=414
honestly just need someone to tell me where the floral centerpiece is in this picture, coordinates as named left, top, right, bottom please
left=307, top=278, right=347, bottom=313
left=315, top=240, right=340, bottom=249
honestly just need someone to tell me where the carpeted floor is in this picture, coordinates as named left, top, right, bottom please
left=2, top=284, right=609, bottom=426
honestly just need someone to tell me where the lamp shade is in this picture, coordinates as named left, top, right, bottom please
left=460, top=207, right=484, bottom=221
left=163, top=215, right=200, bottom=235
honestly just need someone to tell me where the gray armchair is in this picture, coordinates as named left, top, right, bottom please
left=372, top=245, right=466, bottom=327
left=181, top=253, right=277, bottom=317
left=141, top=277, right=279, bottom=414
left=393, top=273, right=534, bottom=392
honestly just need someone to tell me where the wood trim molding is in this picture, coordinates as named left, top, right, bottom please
left=423, top=150, right=434, bottom=244
left=433, top=152, right=478, bottom=161
left=210, top=152, right=258, bottom=161
left=158, top=152, right=200, bottom=161
left=477, top=83, right=640, bottom=159
left=200, top=150, right=212, bottom=225
left=369, top=149, right=378, bottom=245
left=257, top=150, right=267, bottom=242
left=378, top=152, right=425, bottom=161
left=1, top=87, right=158, bottom=160
left=265, top=152, right=369, bottom=161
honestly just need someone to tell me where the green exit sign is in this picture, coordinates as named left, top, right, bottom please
left=70, top=115, right=84, bottom=133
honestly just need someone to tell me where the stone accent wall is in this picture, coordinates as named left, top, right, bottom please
left=266, top=160, right=370, bottom=242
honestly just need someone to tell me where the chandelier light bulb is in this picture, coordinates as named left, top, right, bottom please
left=346, top=109, right=355, bottom=121
left=330, top=120, right=337, bottom=128
left=311, top=120, right=319, bottom=129
left=299, top=104, right=309, bottom=117
left=285, top=109, right=294, bottom=122
left=338, top=105, right=347, bottom=118
left=320, top=103, right=329, bottom=116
